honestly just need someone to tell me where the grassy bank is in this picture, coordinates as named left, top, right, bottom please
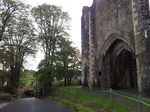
left=48, top=96, right=94, bottom=112
left=47, top=86, right=132, bottom=112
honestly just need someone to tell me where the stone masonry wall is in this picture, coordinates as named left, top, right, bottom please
left=131, top=0, right=150, bottom=96
left=94, top=0, right=135, bottom=88
left=81, top=6, right=90, bottom=87
left=81, top=0, right=150, bottom=97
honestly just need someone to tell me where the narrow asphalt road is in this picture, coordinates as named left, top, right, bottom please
left=0, top=98, right=69, bottom=112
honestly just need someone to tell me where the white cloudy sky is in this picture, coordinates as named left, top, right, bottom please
left=23, top=0, right=93, bottom=70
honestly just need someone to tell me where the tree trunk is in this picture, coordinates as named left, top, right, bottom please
left=64, top=77, right=67, bottom=86
left=67, top=77, right=71, bottom=86
left=10, top=62, right=21, bottom=93
left=2, top=77, right=4, bottom=87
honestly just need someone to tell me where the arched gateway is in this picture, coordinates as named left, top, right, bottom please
left=99, top=36, right=137, bottom=90
left=81, top=0, right=150, bottom=97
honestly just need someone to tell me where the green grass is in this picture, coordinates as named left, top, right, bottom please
left=142, top=98, right=150, bottom=104
left=49, top=86, right=132, bottom=112
left=126, top=97, right=150, bottom=111
left=48, top=96, right=94, bottom=112
left=0, top=92, right=11, bottom=96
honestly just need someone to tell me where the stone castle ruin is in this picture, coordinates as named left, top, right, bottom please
left=81, top=0, right=150, bottom=97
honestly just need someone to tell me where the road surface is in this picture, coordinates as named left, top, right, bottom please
left=0, top=97, right=69, bottom=112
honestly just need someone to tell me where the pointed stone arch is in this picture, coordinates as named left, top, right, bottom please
left=100, top=33, right=134, bottom=59
left=98, top=34, right=137, bottom=89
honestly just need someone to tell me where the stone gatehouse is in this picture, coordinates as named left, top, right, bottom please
left=81, top=0, right=150, bottom=97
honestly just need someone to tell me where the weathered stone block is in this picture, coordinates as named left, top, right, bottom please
left=81, top=0, right=150, bottom=97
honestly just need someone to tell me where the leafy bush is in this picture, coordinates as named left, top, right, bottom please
left=24, top=89, right=34, bottom=97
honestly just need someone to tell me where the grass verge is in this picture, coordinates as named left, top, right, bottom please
left=47, top=96, right=94, bottom=112
left=126, top=97, right=150, bottom=111
left=48, top=86, right=132, bottom=112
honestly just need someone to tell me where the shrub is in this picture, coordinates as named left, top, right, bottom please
left=24, top=89, right=34, bottom=97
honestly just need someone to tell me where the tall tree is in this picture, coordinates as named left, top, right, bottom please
left=0, top=0, right=28, bottom=41
left=4, top=17, right=36, bottom=89
left=31, top=4, right=71, bottom=94
left=55, top=38, right=81, bottom=85
left=0, top=0, right=37, bottom=91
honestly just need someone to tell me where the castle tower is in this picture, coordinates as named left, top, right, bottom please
left=132, top=0, right=150, bottom=97
left=88, top=8, right=95, bottom=88
left=81, top=7, right=90, bottom=87
left=81, top=0, right=150, bottom=97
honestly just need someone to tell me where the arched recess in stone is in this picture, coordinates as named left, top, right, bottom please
left=98, top=34, right=137, bottom=89
left=100, top=33, right=134, bottom=58
left=111, top=49, right=137, bottom=89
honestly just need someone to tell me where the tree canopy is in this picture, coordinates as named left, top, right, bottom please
left=0, top=1, right=81, bottom=95
left=32, top=4, right=81, bottom=95
left=0, top=0, right=37, bottom=91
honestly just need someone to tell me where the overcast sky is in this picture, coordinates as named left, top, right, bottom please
left=23, top=0, right=93, bottom=70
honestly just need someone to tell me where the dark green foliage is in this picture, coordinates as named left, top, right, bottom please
left=55, top=38, right=81, bottom=86
left=24, top=89, right=34, bottom=97
left=19, top=71, right=35, bottom=88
